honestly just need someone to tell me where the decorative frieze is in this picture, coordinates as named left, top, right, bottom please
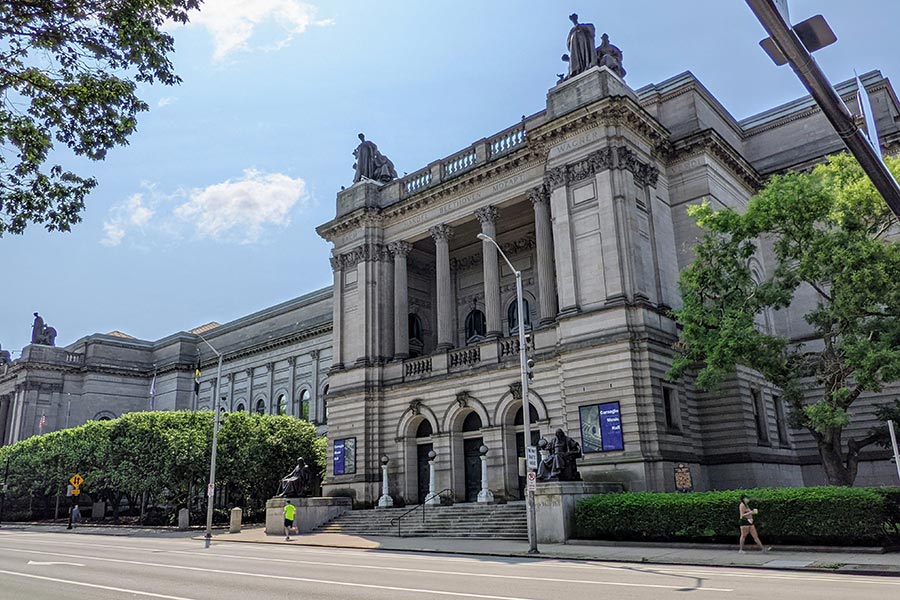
left=449, top=235, right=537, bottom=272
left=545, top=144, right=659, bottom=190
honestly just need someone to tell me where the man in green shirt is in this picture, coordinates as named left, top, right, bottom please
left=283, top=500, right=297, bottom=541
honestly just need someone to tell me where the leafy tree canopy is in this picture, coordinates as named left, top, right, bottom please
left=669, top=153, right=900, bottom=485
left=0, top=0, right=201, bottom=236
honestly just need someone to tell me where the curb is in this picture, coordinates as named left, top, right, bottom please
left=202, top=533, right=900, bottom=578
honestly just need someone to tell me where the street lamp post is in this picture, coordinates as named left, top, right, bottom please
left=197, top=333, right=224, bottom=549
left=477, top=232, right=539, bottom=553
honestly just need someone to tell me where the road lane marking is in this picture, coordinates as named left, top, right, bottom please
left=27, top=560, right=84, bottom=566
left=0, top=569, right=197, bottom=600
left=0, top=546, right=735, bottom=595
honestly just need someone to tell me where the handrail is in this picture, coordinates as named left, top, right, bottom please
left=389, top=488, right=454, bottom=537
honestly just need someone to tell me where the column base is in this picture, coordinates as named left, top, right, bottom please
left=477, top=489, right=495, bottom=503
left=424, top=493, right=442, bottom=506
left=393, top=353, right=409, bottom=361
left=538, top=317, right=556, bottom=327
left=434, top=343, right=454, bottom=352
left=377, top=495, right=394, bottom=508
left=485, top=330, right=502, bottom=339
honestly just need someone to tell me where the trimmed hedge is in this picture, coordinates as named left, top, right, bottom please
left=575, top=487, right=900, bottom=546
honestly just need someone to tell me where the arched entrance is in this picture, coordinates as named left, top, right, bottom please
left=414, top=419, right=433, bottom=503
left=461, top=412, right=483, bottom=502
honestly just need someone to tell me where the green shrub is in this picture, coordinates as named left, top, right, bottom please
left=575, top=487, right=900, bottom=546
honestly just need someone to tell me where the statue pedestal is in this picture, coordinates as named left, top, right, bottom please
left=533, top=481, right=623, bottom=543
left=546, top=66, right=637, bottom=120
left=265, top=497, right=352, bottom=535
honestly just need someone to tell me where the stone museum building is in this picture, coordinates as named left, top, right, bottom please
left=3, top=23, right=900, bottom=505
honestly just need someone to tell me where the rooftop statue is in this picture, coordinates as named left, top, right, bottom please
left=537, top=428, right=583, bottom=482
left=352, top=133, right=398, bottom=184
left=598, top=33, right=626, bottom=79
left=561, top=13, right=597, bottom=79
left=30, top=312, right=57, bottom=346
left=0, top=343, right=10, bottom=366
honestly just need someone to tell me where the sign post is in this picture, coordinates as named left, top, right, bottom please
left=525, top=446, right=538, bottom=472
left=888, top=420, right=900, bottom=485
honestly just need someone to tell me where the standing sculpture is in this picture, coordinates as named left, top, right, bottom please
left=0, top=343, right=11, bottom=366
left=559, top=15, right=626, bottom=82
left=561, top=13, right=596, bottom=79
left=276, top=458, right=313, bottom=497
left=352, top=133, right=398, bottom=184
left=536, top=429, right=583, bottom=482
left=30, top=312, right=57, bottom=346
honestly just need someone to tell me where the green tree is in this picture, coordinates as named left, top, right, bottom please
left=669, top=153, right=900, bottom=486
left=0, top=0, right=201, bottom=236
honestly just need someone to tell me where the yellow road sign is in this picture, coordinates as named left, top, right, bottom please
left=71, top=489, right=81, bottom=496
left=69, top=474, right=84, bottom=488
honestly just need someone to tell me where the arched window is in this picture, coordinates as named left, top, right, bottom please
left=408, top=314, right=424, bottom=357
left=416, top=419, right=433, bottom=438
left=255, top=399, right=266, bottom=415
left=464, top=309, right=486, bottom=342
left=321, top=384, right=329, bottom=424
left=462, top=411, right=482, bottom=432
left=298, top=389, right=310, bottom=421
left=514, top=404, right=540, bottom=426
left=507, top=299, right=531, bottom=334
left=277, top=394, right=287, bottom=416
left=236, top=403, right=245, bottom=412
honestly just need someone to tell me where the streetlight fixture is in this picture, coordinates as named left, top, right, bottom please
left=477, top=232, right=539, bottom=553
left=196, top=333, right=224, bottom=549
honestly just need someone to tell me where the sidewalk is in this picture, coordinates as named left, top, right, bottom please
left=208, top=526, right=900, bottom=577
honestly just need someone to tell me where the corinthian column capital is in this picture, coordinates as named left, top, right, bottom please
left=527, top=185, right=550, bottom=206
left=429, top=223, right=454, bottom=242
left=387, top=240, right=412, bottom=258
left=474, top=206, right=498, bottom=227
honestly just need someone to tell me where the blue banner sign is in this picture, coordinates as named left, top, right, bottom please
left=579, top=401, right=624, bottom=453
left=333, top=437, right=357, bottom=475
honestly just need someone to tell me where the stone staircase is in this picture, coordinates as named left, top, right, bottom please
left=313, top=501, right=528, bottom=540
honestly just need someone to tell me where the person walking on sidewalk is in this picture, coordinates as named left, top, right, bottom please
left=283, top=501, right=297, bottom=541
left=738, top=495, right=769, bottom=553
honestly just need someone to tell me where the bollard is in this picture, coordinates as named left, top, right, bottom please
left=177, top=507, right=190, bottom=531
left=229, top=507, right=242, bottom=533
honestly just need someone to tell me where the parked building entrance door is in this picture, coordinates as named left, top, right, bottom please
left=463, top=438, right=483, bottom=502
left=417, top=443, right=433, bottom=503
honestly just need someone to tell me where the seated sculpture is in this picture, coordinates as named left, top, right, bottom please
left=536, top=429, right=583, bottom=482
left=277, top=458, right=313, bottom=498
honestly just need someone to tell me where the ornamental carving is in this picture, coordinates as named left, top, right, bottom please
left=545, top=165, right=567, bottom=189
left=509, top=381, right=523, bottom=400
left=409, top=398, right=423, bottom=416
left=329, top=254, right=342, bottom=271
left=455, top=390, right=472, bottom=408
left=429, top=223, right=454, bottom=242
left=387, top=240, right=412, bottom=258
left=527, top=185, right=549, bottom=206
left=449, top=235, right=536, bottom=272
left=474, top=205, right=498, bottom=226
left=546, top=145, right=658, bottom=191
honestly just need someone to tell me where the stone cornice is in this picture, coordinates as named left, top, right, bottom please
left=666, top=129, right=762, bottom=192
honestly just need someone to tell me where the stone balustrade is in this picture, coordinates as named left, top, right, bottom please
left=489, top=124, right=526, bottom=158
left=405, top=169, right=432, bottom=194
left=448, top=346, right=480, bottom=369
left=443, top=148, right=478, bottom=178
left=404, top=356, right=432, bottom=377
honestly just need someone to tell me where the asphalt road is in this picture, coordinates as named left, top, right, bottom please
left=0, top=529, right=898, bottom=600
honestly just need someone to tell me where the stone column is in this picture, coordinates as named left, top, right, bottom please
left=310, top=350, right=320, bottom=423
left=0, top=395, right=10, bottom=445
left=529, top=186, right=559, bottom=325
left=329, top=254, right=344, bottom=369
left=389, top=241, right=412, bottom=359
left=475, top=206, right=502, bottom=337
left=430, top=224, right=454, bottom=351
left=287, top=356, right=296, bottom=417
left=243, top=368, right=252, bottom=412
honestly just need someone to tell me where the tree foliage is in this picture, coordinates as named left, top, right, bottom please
left=0, top=410, right=325, bottom=522
left=669, top=153, right=900, bottom=485
left=0, top=0, right=201, bottom=236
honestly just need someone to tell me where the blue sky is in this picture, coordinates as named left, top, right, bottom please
left=3, top=0, right=899, bottom=354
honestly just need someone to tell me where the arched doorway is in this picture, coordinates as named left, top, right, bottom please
left=514, top=403, right=541, bottom=498
left=415, top=419, right=433, bottom=503
left=461, top=411, right=483, bottom=502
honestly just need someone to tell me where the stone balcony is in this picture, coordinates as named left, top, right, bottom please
left=388, top=332, right=546, bottom=384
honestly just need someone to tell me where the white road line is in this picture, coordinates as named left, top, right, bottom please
left=0, top=546, right=734, bottom=594
left=0, top=569, right=197, bottom=600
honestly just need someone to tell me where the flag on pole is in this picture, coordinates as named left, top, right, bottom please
left=149, top=372, right=157, bottom=411
left=38, top=413, right=46, bottom=433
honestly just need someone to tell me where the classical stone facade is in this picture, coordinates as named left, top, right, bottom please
left=3, top=65, right=899, bottom=506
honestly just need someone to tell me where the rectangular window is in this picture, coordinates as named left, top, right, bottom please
left=774, top=395, right=789, bottom=447
left=662, top=385, right=682, bottom=433
left=333, top=437, right=356, bottom=475
left=751, top=389, right=770, bottom=445
left=579, top=402, right=624, bottom=453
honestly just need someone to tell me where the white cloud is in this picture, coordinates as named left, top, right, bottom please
left=185, top=0, right=333, bottom=62
left=157, top=96, right=177, bottom=108
left=101, top=194, right=155, bottom=246
left=173, top=169, right=307, bottom=242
